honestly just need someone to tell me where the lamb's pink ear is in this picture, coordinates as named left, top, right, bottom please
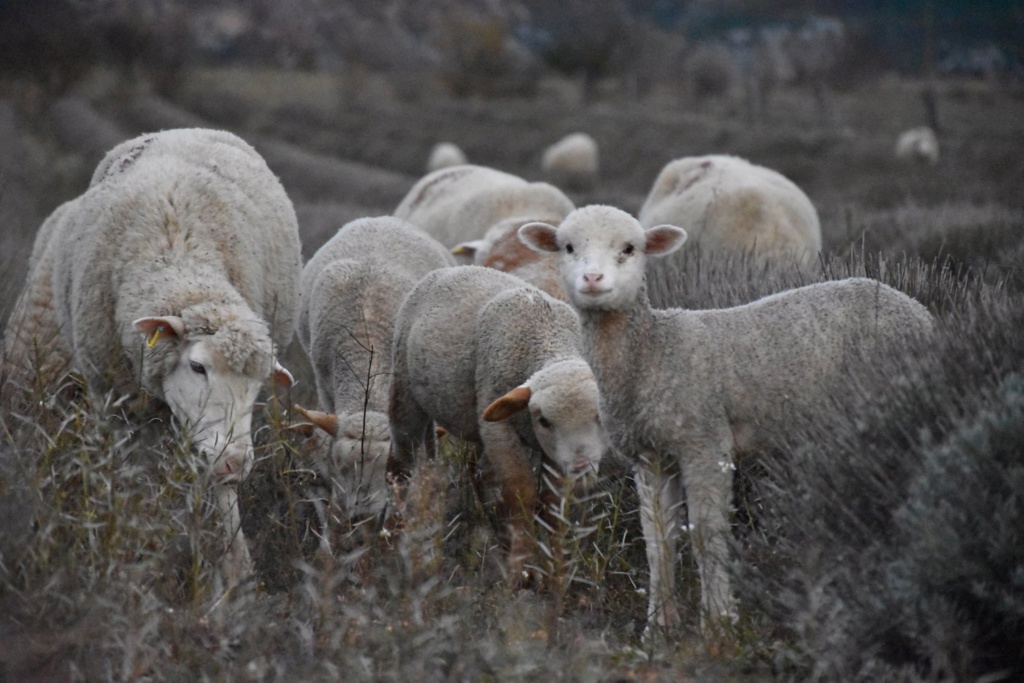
left=482, top=385, right=532, bottom=422
left=644, top=225, right=687, bottom=257
left=133, top=316, right=186, bottom=348
left=273, top=361, right=295, bottom=388
left=518, top=223, right=560, bottom=253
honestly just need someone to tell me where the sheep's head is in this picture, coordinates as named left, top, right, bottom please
left=291, top=405, right=391, bottom=518
left=519, top=205, right=687, bottom=312
left=483, top=358, right=607, bottom=494
left=134, top=314, right=294, bottom=484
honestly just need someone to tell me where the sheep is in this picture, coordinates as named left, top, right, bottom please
left=637, top=155, right=822, bottom=266
left=295, top=216, right=455, bottom=521
left=453, top=219, right=568, bottom=302
left=895, top=126, right=940, bottom=165
left=394, top=164, right=574, bottom=249
left=519, top=205, right=933, bottom=635
left=389, top=265, right=607, bottom=583
left=541, top=132, right=599, bottom=191
left=2, top=128, right=302, bottom=587
left=426, top=141, right=468, bottom=172
left=393, top=164, right=573, bottom=297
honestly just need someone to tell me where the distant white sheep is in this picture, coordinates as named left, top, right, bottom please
left=389, top=266, right=607, bottom=582
left=426, top=141, right=468, bottom=172
left=541, top=132, right=599, bottom=191
left=394, top=164, right=573, bottom=298
left=638, top=154, right=822, bottom=266
left=3, top=128, right=302, bottom=586
left=296, top=216, right=455, bottom=520
left=895, top=126, right=940, bottom=165
left=520, top=205, right=933, bottom=635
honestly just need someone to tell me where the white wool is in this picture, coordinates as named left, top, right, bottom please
left=426, top=141, right=468, bottom=172
left=389, top=265, right=608, bottom=582
left=298, top=216, right=454, bottom=519
left=638, top=154, right=822, bottom=265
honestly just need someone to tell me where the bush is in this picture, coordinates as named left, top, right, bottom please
left=739, top=290, right=1024, bottom=681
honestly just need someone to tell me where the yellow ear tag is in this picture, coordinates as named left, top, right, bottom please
left=146, top=326, right=164, bottom=349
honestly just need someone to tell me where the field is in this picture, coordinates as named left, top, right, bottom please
left=1, top=64, right=1023, bottom=681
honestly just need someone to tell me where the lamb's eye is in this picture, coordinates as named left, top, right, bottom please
left=623, top=244, right=635, bottom=255
left=538, top=416, right=552, bottom=429
left=189, top=361, right=207, bottom=376
left=565, top=243, right=574, bottom=254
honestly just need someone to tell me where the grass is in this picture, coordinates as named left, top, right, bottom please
left=1, top=64, right=1023, bottom=681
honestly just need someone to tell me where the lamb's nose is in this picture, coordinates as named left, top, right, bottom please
left=583, top=273, right=604, bottom=285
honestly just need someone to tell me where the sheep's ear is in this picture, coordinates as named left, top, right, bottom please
left=482, top=386, right=532, bottom=422
left=273, top=361, right=295, bottom=387
left=518, top=223, right=560, bottom=253
left=452, top=240, right=484, bottom=259
left=644, top=225, right=687, bottom=257
left=134, top=316, right=186, bottom=348
left=293, top=405, right=338, bottom=436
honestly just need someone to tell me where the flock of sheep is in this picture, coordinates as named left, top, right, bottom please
left=1, top=126, right=933, bottom=638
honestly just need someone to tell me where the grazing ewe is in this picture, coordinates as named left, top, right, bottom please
left=426, top=141, right=468, bottom=172
left=541, top=132, right=599, bottom=191
left=895, top=126, right=940, bottom=165
left=520, top=205, right=933, bottom=635
left=638, top=155, right=822, bottom=266
left=394, top=164, right=573, bottom=298
left=296, top=216, right=455, bottom=519
left=2, top=128, right=302, bottom=586
left=389, top=266, right=607, bottom=582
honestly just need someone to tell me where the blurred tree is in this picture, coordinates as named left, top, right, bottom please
left=523, top=0, right=626, bottom=101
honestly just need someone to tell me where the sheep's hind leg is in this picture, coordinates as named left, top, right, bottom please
left=682, top=436, right=738, bottom=635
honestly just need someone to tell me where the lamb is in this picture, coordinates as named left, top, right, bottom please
left=389, top=266, right=607, bottom=582
left=295, top=216, right=455, bottom=520
left=637, top=155, right=822, bottom=266
left=541, top=132, right=599, bottom=191
left=895, top=126, right=940, bottom=165
left=426, top=141, right=468, bottom=172
left=520, top=205, right=933, bottom=635
left=393, top=164, right=573, bottom=298
left=2, top=128, right=302, bottom=587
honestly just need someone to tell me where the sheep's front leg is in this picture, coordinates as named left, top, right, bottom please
left=479, top=421, right=539, bottom=587
left=215, top=485, right=252, bottom=590
left=681, top=439, right=737, bottom=632
left=635, top=455, right=683, bottom=638
left=387, top=374, right=435, bottom=482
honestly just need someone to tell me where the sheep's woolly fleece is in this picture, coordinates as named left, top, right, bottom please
left=521, top=204, right=933, bottom=633
left=4, top=127, right=301, bottom=398
left=638, top=154, right=822, bottom=265
left=394, top=164, right=574, bottom=248
left=297, top=216, right=454, bottom=517
left=389, top=264, right=606, bottom=581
